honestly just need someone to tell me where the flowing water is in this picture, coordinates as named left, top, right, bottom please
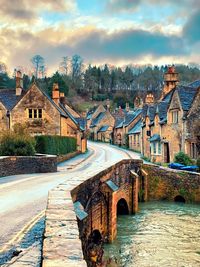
left=104, top=201, right=200, bottom=267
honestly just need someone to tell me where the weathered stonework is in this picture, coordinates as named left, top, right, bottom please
left=0, top=155, right=57, bottom=177
left=42, top=160, right=200, bottom=267
left=143, top=164, right=200, bottom=203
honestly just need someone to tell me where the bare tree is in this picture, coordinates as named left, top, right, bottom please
left=71, top=54, right=83, bottom=80
left=31, top=55, right=45, bottom=79
left=59, top=56, right=69, bottom=75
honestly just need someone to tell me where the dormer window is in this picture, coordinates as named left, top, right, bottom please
left=28, top=109, right=42, bottom=119
left=172, top=110, right=178, bottom=124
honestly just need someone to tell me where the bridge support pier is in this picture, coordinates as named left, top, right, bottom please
left=130, top=171, right=139, bottom=214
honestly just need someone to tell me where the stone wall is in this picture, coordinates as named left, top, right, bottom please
left=0, top=155, right=57, bottom=177
left=143, top=164, right=200, bottom=202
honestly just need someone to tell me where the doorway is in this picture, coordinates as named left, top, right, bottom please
left=164, top=143, right=170, bottom=163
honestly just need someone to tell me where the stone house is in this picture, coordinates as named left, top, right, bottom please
left=141, top=67, right=200, bottom=163
left=0, top=71, right=87, bottom=153
left=113, top=108, right=142, bottom=146
left=127, top=118, right=142, bottom=152
left=87, top=104, right=115, bottom=142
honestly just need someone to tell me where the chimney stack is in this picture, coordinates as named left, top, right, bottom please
left=16, top=70, right=23, bottom=96
left=52, top=83, right=60, bottom=105
left=162, top=65, right=179, bottom=99
left=145, top=93, right=154, bottom=104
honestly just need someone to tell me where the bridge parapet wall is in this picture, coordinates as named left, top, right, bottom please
left=143, top=164, right=200, bottom=203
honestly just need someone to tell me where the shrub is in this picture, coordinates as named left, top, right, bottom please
left=35, top=135, right=77, bottom=155
left=0, top=125, right=36, bottom=156
left=174, top=151, right=193, bottom=166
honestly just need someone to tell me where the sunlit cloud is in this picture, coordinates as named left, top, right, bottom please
left=0, top=0, right=199, bottom=73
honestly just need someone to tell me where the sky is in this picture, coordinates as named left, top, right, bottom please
left=0, top=0, right=199, bottom=74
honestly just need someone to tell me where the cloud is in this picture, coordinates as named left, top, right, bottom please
left=106, top=0, right=140, bottom=13
left=0, top=0, right=76, bottom=21
left=183, top=9, right=200, bottom=43
left=0, top=24, right=191, bottom=72
left=105, top=0, right=199, bottom=14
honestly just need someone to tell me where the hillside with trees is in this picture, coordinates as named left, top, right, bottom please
left=0, top=56, right=200, bottom=111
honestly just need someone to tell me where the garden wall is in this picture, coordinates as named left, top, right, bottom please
left=0, top=155, right=57, bottom=178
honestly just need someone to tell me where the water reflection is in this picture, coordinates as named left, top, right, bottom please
left=104, top=201, right=200, bottom=267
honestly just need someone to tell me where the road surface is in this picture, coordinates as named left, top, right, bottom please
left=0, top=141, right=140, bottom=265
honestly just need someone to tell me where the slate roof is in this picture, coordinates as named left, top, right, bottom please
left=157, top=101, right=169, bottom=120
left=124, top=109, right=142, bottom=127
left=115, top=109, right=142, bottom=129
left=59, top=103, right=85, bottom=131
left=177, top=85, right=198, bottom=111
left=142, top=89, right=174, bottom=124
left=115, top=118, right=124, bottom=128
left=76, top=117, right=86, bottom=131
left=98, top=125, right=109, bottom=132
left=0, top=89, right=25, bottom=110
left=149, top=134, right=161, bottom=142
left=188, top=80, right=200, bottom=89
left=90, top=112, right=105, bottom=127
left=128, top=119, right=142, bottom=134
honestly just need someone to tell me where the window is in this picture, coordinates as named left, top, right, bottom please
left=172, top=110, right=178, bottom=123
left=153, top=143, right=157, bottom=154
left=158, top=142, right=162, bottom=154
left=147, top=130, right=151, bottom=136
left=28, top=109, right=42, bottom=119
left=191, top=143, right=197, bottom=159
left=137, top=134, right=140, bottom=145
left=134, top=134, right=136, bottom=144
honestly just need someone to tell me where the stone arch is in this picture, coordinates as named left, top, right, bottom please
left=117, top=198, right=129, bottom=215
left=174, top=195, right=185, bottom=203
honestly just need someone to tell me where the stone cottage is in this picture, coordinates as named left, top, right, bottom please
left=0, top=71, right=87, bottom=153
left=113, top=107, right=142, bottom=147
left=141, top=67, right=200, bottom=163
left=87, top=104, right=115, bottom=142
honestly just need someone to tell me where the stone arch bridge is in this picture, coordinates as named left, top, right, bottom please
left=43, top=159, right=200, bottom=267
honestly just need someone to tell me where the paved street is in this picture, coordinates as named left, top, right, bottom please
left=0, top=141, right=140, bottom=265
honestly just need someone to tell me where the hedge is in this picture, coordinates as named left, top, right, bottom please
left=0, top=128, right=36, bottom=156
left=35, top=135, right=77, bottom=155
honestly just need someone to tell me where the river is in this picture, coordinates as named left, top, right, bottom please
left=103, top=201, right=200, bottom=267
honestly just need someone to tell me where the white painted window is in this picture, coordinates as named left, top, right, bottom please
left=172, top=110, right=178, bottom=123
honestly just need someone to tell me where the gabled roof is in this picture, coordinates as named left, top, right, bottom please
left=128, top=119, right=142, bottom=134
left=188, top=80, right=200, bottom=89
left=177, top=85, right=198, bottom=111
left=98, top=125, right=109, bottom=132
left=0, top=89, right=26, bottom=110
left=115, top=118, right=124, bottom=128
left=39, top=88, right=68, bottom=118
left=90, top=112, right=105, bottom=127
left=59, top=103, right=85, bottom=131
left=124, top=109, right=142, bottom=127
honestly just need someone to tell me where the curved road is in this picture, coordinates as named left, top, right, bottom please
left=0, top=141, right=140, bottom=264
